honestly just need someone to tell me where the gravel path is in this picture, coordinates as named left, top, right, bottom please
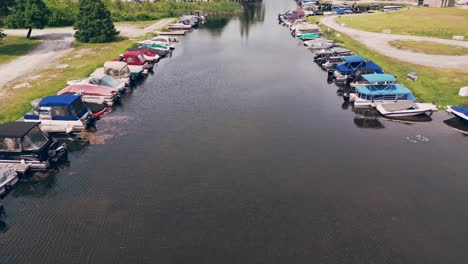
left=320, top=16, right=468, bottom=70
left=0, top=19, right=174, bottom=88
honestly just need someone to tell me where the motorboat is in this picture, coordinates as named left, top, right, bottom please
left=114, top=51, right=150, bottom=79
left=67, top=72, right=126, bottom=93
left=350, top=83, right=416, bottom=108
left=447, top=106, right=468, bottom=125
left=127, top=47, right=161, bottom=63
left=376, top=101, right=436, bottom=117
left=295, top=24, right=321, bottom=37
left=349, top=73, right=396, bottom=87
left=102, top=61, right=132, bottom=86
left=0, top=165, right=18, bottom=196
left=168, top=22, right=192, bottom=30
left=333, top=56, right=383, bottom=83
left=24, top=95, right=95, bottom=134
left=321, top=56, right=345, bottom=70
left=0, top=122, right=68, bottom=171
left=137, top=36, right=177, bottom=50
left=57, top=84, right=120, bottom=106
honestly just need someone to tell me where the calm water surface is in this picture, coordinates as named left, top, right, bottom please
left=1, top=1, right=468, bottom=263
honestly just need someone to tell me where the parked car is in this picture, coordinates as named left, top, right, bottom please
left=0, top=122, right=68, bottom=171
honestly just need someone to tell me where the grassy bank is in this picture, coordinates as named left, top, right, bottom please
left=43, top=0, right=242, bottom=27
left=0, top=36, right=40, bottom=65
left=0, top=38, right=137, bottom=123
left=389, top=40, right=468, bottom=55
left=308, top=17, right=468, bottom=107
left=336, top=8, right=468, bottom=40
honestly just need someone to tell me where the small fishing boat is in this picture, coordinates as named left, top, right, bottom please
left=24, top=95, right=95, bottom=134
left=137, top=36, right=177, bottom=50
left=350, top=83, right=416, bottom=108
left=168, top=22, right=192, bottom=30
left=447, top=106, right=468, bottom=125
left=101, top=61, right=132, bottom=86
left=376, top=101, right=436, bottom=117
left=321, top=56, right=345, bottom=70
left=0, top=165, right=18, bottom=196
left=0, top=122, right=68, bottom=171
left=57, top=84, right=120, bottom=106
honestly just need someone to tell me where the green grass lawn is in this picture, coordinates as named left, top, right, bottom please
left=309, top=17, right=468, bottom=107
left=0, top=36, right=40, bottom=65
left=389, top=40, right=468, bottom=55
left=336, top=8, right=468, bottom=40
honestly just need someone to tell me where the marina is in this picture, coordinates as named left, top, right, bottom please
left=0, top=1, right=467, bottom=263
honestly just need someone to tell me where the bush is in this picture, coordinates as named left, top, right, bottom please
left=0, top=29, right=6, bottom=40
left=74, top=0, right=119, bottom=43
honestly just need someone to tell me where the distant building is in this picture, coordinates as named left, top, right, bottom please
left=421, top=0, right=455, bottom=7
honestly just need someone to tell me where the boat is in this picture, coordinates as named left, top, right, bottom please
left=102, top=61, right=132, bottom=86
left=24, top=95, right=95, bottom=134
left=349, top=73, right=396, bottom=87
left=0, top=122, right=68, bottom=171
left=321, top=56, right=345, bottom=70
left=299, top=33, right=321, bottom=41
left=67, top=72, right=126, bottom=93
left=376, top=101, right=436, bottom=117
left=57, top=84, right=120, bottom=106
left=350, top=83, right=416, bottom=108
left=447, top=106, right=468, bottom=125
left=137, top=36, right=177, bottom=50
left=0, top=165, right=18, bottom=196
left=114, top=51, right=150, bottom=79
left=168, top=22, right=192, bottom=30
left=333, top=56, right=383, bottom=83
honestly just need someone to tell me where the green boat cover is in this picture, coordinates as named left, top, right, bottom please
left=299, top=33, right=321, bottom=40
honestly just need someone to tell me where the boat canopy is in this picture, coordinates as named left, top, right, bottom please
left=362, top=74, right=396, bottom=83
left=39, top=95, right=81, bottom=107
left=451, top=106, right=468, bottom=115
left=104, top=61, right=128, bottom=70
left=356, top=84, right=415, bottom=99
left=300, top=33, right=321, bottom=40
left=343, top=56, right=365, bottom=63
left=0, top=122, right=40, bottom=138
left=380, top=101, right=416, bottom=112
left=336, top=60, right=383, bottom=75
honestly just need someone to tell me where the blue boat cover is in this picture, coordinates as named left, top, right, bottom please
left=39, top=95, right=80, bottom=107
left=451, top=106, right=468, bottom=116
left=336, top=60, right=383, bottom=75
left=343, top=56, right=365, bottom=63
left=362, top=73, right=396, bottom=83
left=355, top=84, right=415, bottom=99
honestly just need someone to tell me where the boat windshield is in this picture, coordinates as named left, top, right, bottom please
left=0, top=137, right=21, bottom=152
left=22, top=126, right=48, bottom=151
left=137, top=54, right=146, bottom=64
left=70, top=99, right=87, bottom=117
left=102, top=75, right=121, bottom=87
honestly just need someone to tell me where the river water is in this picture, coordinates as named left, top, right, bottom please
left=1, top=1, right=468, bottom=263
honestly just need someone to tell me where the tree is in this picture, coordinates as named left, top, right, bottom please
left=5, top=0, right=49, bottom=38
left=0, top=30, right=6, bottom=40
left=74, top=0, right=119, bottom=43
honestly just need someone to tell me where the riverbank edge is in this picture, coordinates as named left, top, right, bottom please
left=308, top=17, right=468, bottom=108
left=0, top=20, right=177, bottom=123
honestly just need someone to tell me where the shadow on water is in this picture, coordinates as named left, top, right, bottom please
left=352, top=107, right=384, bottom=129
left=444, top=117, right=468, bottom=135
left=239, top=0, right=266, bottom=37
left=203, top=16, right=233, bottom=36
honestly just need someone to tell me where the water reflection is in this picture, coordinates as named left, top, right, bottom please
left=12, top=175, right=57, bottom=198
left=239, top=1, right=266, bottom=37
left=203, top=16, right=233, bottom=36
left=352, top=107, right=384, bottom=129
left=444, top=118, right=468, bottom=135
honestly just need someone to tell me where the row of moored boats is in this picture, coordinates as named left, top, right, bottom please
left=0, top=14, right=206, bottom=199
left=278, top=11, right=468, bottom=126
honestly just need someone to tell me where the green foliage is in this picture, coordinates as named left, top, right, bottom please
left=45, top=0, right=77, bottom=27
left=0, top=29, right=6, bottom=40
left=5, top=0, right=49, bottom=30
left=74, top=0, right=119, bottom=43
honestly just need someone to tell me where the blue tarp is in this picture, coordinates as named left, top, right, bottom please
left=362, top=73, right=396, bottom=83
left=343, top=56, right=365, bottom=63
left=39, top=95, right=80, bottom=107
left=336, top=60, right=383, bottom=75
left=333, top=8, right=345, bottom=14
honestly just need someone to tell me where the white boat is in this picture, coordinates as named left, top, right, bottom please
left=168, top=22, right=192, bottom=30
left=376, top=101, right=436, bottom=117
left=137, top=36, right=177, bottom=50
left=0, top=164, right=19, bottom=196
